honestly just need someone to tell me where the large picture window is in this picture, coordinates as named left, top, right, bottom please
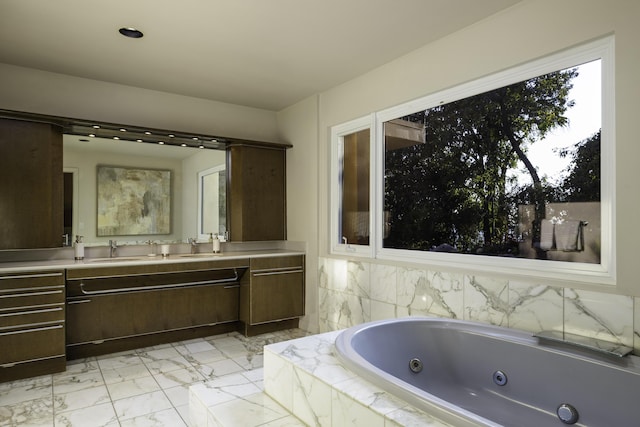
left=331, top=36, right=614, bottom=283
left=383, top=60, right=601, bottom=264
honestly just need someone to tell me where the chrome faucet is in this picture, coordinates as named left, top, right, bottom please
left=188, top=237, right=198, bottom=254
left=109, top=240, right=117, bottom=258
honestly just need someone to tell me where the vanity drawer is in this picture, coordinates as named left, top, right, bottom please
left=0, top=304, right=64, bottom=329
left=0, top=271, right=64, bottom=290
left=0, top=324, right=65, bottom=367
left=0, top=287, right=65, bottom=311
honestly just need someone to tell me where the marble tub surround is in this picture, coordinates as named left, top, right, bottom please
left=0, top=329, right=306, bottom=427
left=262, top=331, right=452, bottom=427
left=319, top=257, right=638, bottom=353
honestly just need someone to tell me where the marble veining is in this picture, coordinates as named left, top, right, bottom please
left=319, top=256, right=640, bottom=353
left=0, top=329, right=307, bottom=427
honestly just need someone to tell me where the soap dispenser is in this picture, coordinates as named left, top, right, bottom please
left=212, top=233, right=221, bottom=253
left=74, top=235, right=85, bottom=260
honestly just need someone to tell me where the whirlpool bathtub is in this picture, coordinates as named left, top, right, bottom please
left=334, top=317, right=640, bottom=427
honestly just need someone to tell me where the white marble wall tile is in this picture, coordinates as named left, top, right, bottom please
left=319, top=288, right=370, bottom=329
left=292, top=367, right=332, bottom=427
left=318, top=257, right=329, bottom=289
left=396, top=305, right=410, bottom=318
left=325, top=258, right=349, bottom=292
left=463, top=275, right=509, bottom=326
left=187, top=387, right=212, bottom=426
left=332, top=388, right=385, bottom=427
left=370, top=300, right=397, bottom=321
left=370, top=264, right=397, bottom=304
left=331, top=376, right=408, bottom=416
left=260, top=415, right=307, bottom=426
left=347, top=260, right=371, bottom=298
left=564, top=288, right=634, bottom=347
left=427, top=270, right=464, bottom=319
left=264, top=351, right=294, bottom=412
left=396, top=267, right=425, bottom=308
left=509, top=281, right=563, bottom=333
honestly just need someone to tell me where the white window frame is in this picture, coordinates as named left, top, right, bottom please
left=330, top=114, right=376, bottom=257
left=330, top=36, right=615, bottom=285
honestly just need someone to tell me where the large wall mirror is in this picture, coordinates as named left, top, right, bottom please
left=63, top=133, right=227, bottom=246
left=1, top=110, right=231, bottom=249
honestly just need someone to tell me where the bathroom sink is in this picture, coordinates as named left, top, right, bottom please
left=179, top=253, right=223, bottom=258
left=87, top=257, right=150, bottom=263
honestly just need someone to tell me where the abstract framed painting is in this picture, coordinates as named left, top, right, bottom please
left=97, top=165, right=171, bottom=236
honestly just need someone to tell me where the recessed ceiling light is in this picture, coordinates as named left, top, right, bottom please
left=119, top=27, right=144, bottom=39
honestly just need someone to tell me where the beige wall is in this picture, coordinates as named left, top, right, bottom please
left=277, top=95, right=319, bottom=332
left=0, top=63, right=279, bottom=143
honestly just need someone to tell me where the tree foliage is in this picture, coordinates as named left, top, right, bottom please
left=384, top=68, right=584, bottom=256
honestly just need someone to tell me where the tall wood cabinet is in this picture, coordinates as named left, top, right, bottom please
left=0, top=118, right=63, bottom=249
left=227, top=144, right=288, bottom=241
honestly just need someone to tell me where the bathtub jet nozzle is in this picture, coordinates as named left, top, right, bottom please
left=409, top=358, right=423, bottom=373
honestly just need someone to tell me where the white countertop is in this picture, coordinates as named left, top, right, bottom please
left=0, top=249, right=304, bottom=273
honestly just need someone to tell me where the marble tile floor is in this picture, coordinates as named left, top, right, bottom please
left=0, top=329, right=310, bottom=427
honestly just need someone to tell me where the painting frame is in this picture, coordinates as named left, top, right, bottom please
left=96, top=165, right=172, bottom=236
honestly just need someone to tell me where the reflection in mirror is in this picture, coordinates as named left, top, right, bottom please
left=198, top=165, right=227, bottom=240
left=63, top=134, right=226, bottom=245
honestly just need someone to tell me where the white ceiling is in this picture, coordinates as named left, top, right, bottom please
left=0, top=0, right=520, bottom=111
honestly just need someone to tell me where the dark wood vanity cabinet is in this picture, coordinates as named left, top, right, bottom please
left=65, top=260, right=248, bottom=358
left=240, top=255, right=305, bottom=335
left=0, top=271, right=66, bottom=382
left=0, top=118, right=63, bottom=250
left=227, top=144, right=288, bottom=241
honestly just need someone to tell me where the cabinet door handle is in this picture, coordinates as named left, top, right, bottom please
left=0, top=272, right=63, bottom=281
left=223, top=285, right=240, bottom=289
left=67, top=299, right=92, bottom=305
left=79, top=270, right=240, bottom=295
left=0, top=286, right=64, bottom=296
left=0, top=306, right=63, bottom=317
left=0, top=324, right=63, bottom=337
left=252, top=269, right=304, bottom=277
